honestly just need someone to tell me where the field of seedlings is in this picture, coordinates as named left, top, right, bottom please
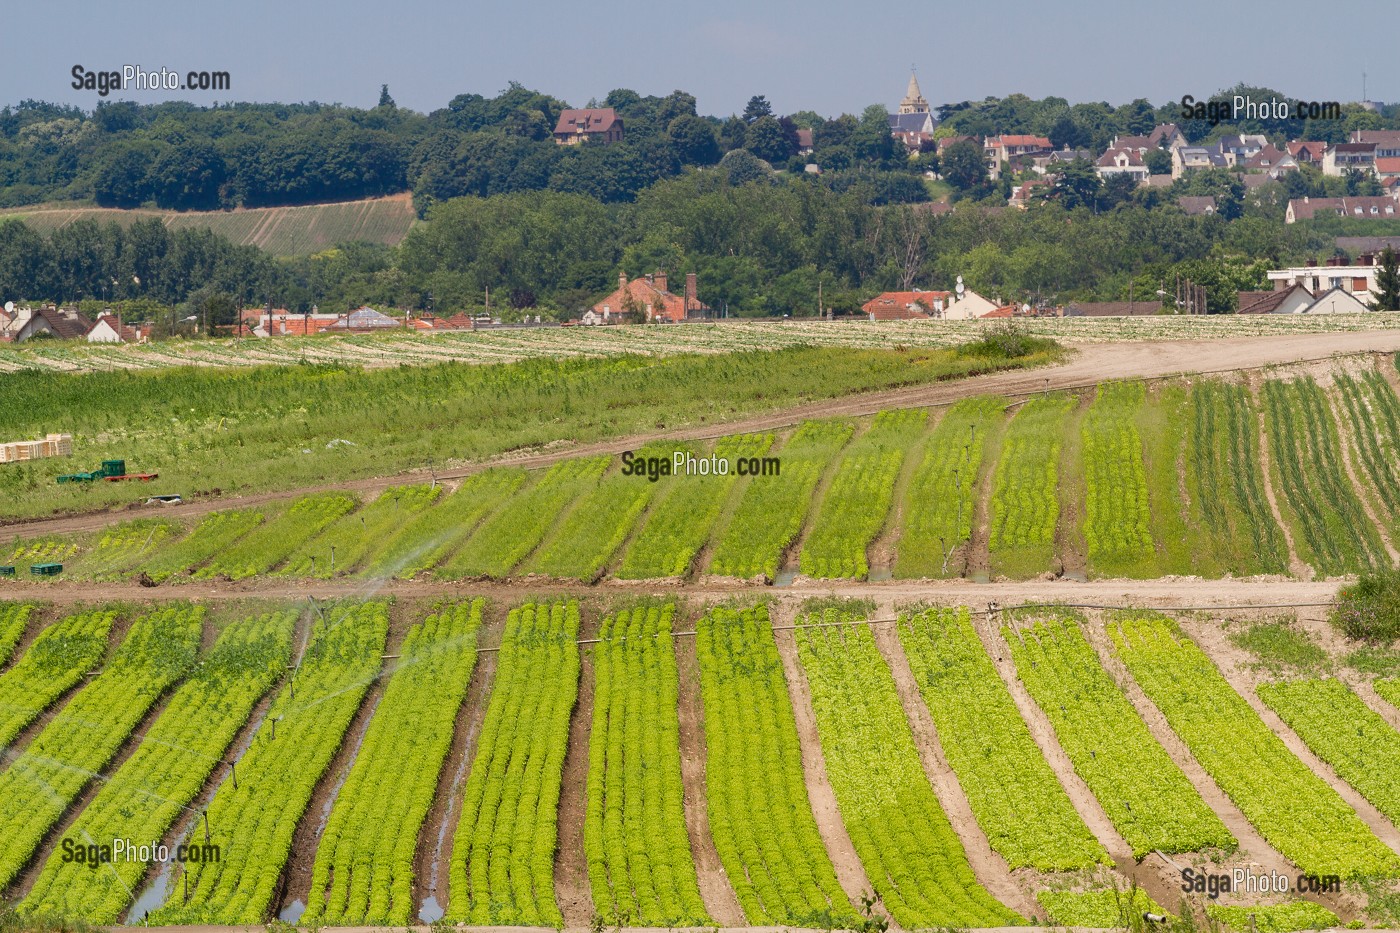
left=0, top=596, right=1396, bottom=930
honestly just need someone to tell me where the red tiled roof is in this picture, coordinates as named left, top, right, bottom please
left=989, top=135, right=1051, bottom=148
left=861, top=291, right=951, bottom=319
left=981, top=305, right=1016, bottom=319
left=1376, top=157, right=1400, bottom=175
left=554, top=108, right=620, bottom=136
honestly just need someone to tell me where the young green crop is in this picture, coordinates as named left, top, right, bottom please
left=897, top=607, right=1105, bottom=870
left=21, top=609, right=294, bottom=924
left=1206, top=901, right=1339, bottom=933
left=1005, top=613, right=1233, bottom=856
left=1082, top=382, right=1155, bottom=577
left=195, top=492, right=358, bottom=580
left=280, top=483, right=440, bottom=578
left=2, top=534, right=81, bottom=567
left=696, top=605, right=855, bottom=927
left=0, top=605, right=202, bottom=890
left=895, top=398, right=1005, bottom=579
left=439, top=459, right=609, bottom=579
left=800, top=409, right=928, bottom=579
left=0, top=608, right=113, bottom=748
left=138, top=507, right=268, bottom=582
left=152, top=600, right=389, bottom=925
left=1035, top=888, right=1163, bottom=927
left=796, top=611, right=1023, bottom=928
left=363, top=468, right=525, bottom=579
left=1263, top=378, right=1386, bottom=575
left=1335, top=369, right=1400, bottom=529
left=585, top=603, right=709, bottom=927
left=1258, top=678, right=1400, bottom=827
left=1111, top=613, right=1397, bottom=879
left=989, top=394, right=1074, bottom=577
left=617, top=434, right=774, bottom=579
left=0, top=602, right=34, bottom=666
left=708, top=421, right=854, bottom=581
left=526, top=447, right=671, bottom=581
left=304, top=599, right=483, bottom=926
left=1186, top=380, right=1288, bottom=574
left=66, top=518, right=180, bottom=580
left=448, top=600, right=580, bottom=925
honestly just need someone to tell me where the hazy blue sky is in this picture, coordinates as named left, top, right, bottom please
left=5, top=0, right=1394, bottom=117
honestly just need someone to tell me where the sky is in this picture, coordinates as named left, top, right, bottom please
left=4, top=0, right=1395, bottom=118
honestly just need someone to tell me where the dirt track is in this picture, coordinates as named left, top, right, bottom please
left=11, top=328, right=1400, bottom=540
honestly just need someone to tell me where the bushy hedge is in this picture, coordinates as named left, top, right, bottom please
left=1333, top=569, right=1400, bottom=642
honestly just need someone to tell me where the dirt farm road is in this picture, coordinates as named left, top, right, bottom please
left=9, top=326, right=1400, bottom=542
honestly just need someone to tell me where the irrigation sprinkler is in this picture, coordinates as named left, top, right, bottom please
left=202, top=808, right=210, bottom=843
left=226, top=759, right=237, bottom=788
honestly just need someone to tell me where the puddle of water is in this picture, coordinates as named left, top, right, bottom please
left=125, top=860, right=173, bottom=923
left=419, top=895, right=445, bottom=923
left=868, top=567, right=893, bottom=582
left=1061, top=569, right=1089, bottom=582
left=279, top=898, right=306, bottom=923
left=772, top=569, right=798, bottom=588
left=969, top=572, right=991, bottom=584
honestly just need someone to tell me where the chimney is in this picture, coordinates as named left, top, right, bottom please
left=654, top=270, right=668, bottom=294
left=618, top=271, right=627, bottom=291
left=685, top=273, right=697, bottom=308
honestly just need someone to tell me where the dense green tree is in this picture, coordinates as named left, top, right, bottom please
left=1144, top=148, right=1172, bottom=175
left=744, top=116, right=792, bottom=163
left=1050, top=158, right=1102, bottom=210
left=1374, top=247, right=1400, bottom=311
left=941, top=139, right=988, bottom=192
left=743, top=95, right=773, bottom=123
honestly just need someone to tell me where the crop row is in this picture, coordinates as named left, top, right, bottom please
left=1334, top=369, right=1400, bottom=528
left=0, top=605, right=202, bottom=890
left=1257, top=678, right=1400, bottom=829
left=154, top=601, right=389, bottom=924
left=1005, top=613, right=1233, bottom=856
left=1081, top=382, right=1155, bottom=576
left=898, top=607, right=1105, bottom=870
left=305, top=599, right=483, bottom=926
left=140, top=507, right=268, bottom=582
left=988, top=395, right=1073, bottom=577
left=280, top=483, right=441, bottom=578
left=0, top=608, right=114, bottom=748
left=585, top=604, right=708, bottom=926
left=895, top=398, right=1005, bottom=579
left=0, top=601, right=34, bottom=666
left=1187, top=381, right=1288, bottom=575
left=448, top=600, right=580, bottom=925
left=439, top=459, right=609, bottom=579
left=1035, top=889, right=1163, bottom=928
left=365, top=469, right=525, bottom=579
left=197, top=492, right=358, bottom=580
left=795, top=611, right=1023, bottom=928
left=1263, top=378, right=1386, bottom=575
left=66, top=518, right=180, bottom=580
left=696, top=605, right=855, bottom=926
left=23, top=610, right=294, bottom=924
left=1111, top=614, right=1397, bottom=879
left=617, top=435, right=773, bottom=580
left=800, top=409, right=927, bottom=579
left=708, top=421, right=855, bottom=581
left=528, top=445, right=670, bottom=581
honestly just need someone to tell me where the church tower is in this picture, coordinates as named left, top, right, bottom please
left=899, top=70, right=930, bottom=115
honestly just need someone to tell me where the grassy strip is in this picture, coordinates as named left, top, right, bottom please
left=800, top=410, right=928, bottom=580
left=1035, top=889, right=1163, bottom=928
left=447, top=600, right=580, bottom=925
left=0, top=606, right=202, bottom=889
left=1005, top=612, right=1234, bottom=856
left=304, top=600, right=482, bottom=925
left=21, top=610, right=294, bottom=923
left=138, top=507, right=268, bottom=582
left=1112, top=613, right=1397, bottom=879
left=0, top=609, right=114, bottom=748
left=989, top=395, right=1074, bottom=578
left=438, top=459, right=609, bottom=580
left=279, top=484, right=440, bottom=578
left=362, top=469, right=525, bottom=579
left=1187, top=381, right=1289, bottom=575
left=696, top=605, right=854, bottom=926
left=1206, top=902, right=1339, bottom=932
left=1082, top=382, right=1155, bottom=577
left=708, top=421, right=854, bottom=581
left=151, top=601, right=389, bottom=924
left=617, top=435, right=774, bottom=579
left=194, top=492, right=358, bottom=580
left=895, top=398, right=1005, bottom=579
left=585, top=603, right=708, bottom=926
left=898, top=607, right=1105, bottom=870
left=796, top=610, right=1024, bottom=928
left=1258, top=678, right=1400, bottom=827
left=1263, top=378, right=1386, bottom=575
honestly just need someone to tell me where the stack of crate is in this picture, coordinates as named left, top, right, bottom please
left=0, top=433, right=73, bottom=463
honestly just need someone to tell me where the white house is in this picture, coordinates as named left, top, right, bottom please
left=1303, top=286, right=1372, bottom=314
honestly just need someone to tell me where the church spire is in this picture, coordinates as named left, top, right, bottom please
left=899, top=69, right=929, bottom=115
